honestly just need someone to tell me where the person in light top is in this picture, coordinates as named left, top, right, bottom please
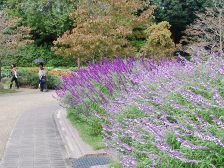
left=10, top=64, right=19, bottom=89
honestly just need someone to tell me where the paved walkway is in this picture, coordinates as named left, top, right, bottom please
left=0, top=89, right=68, bottom=168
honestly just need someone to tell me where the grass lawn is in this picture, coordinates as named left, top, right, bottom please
left=67, top=108, right=105, bottom=150
left=0, top=89, right=16, bottom=94
left=67, top=108, right=122, bottom=168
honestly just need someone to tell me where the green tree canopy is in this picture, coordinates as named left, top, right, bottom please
left=0, top=0, right=78, bottom=67
left=151, top=0, right=209, bottom=43
left=4, top=0, right=78, bottom=45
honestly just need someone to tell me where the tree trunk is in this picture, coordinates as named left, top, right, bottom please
left=219, top=9, right=223, bottom=56
left=92, top=55, right=95, bottom=64
left=100, top=54, right=103, bottom=64
left=0, top=60, right=2, bottom=82
left=77, top=57, right=80, bottom=69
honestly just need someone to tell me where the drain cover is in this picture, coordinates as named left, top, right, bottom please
left=70, top=155, right=110, bottom=168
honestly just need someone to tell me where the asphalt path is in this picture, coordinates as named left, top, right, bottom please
left=0, top=89, right=68, bottom=168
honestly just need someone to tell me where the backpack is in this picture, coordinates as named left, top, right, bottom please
left=41, top=76, right=47, bottom=83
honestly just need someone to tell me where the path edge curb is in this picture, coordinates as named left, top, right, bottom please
left=53, top=108, right=108, bottom=160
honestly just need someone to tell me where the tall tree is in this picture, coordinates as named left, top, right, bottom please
left=181, top=0, right=224, bottom=54
left=150, top=0, right=209, bottom=43
left=53, top=0, right=155, bottom=67
left=4, top=0, right=78, bottom=45
left=0, top=0, right=78, bottom=67
left=0, top=11, right=32, bottom=81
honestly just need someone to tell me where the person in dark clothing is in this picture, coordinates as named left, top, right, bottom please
left=38, top=66, right=47, bottom=92
left=10, top=64, right=19, bottom=89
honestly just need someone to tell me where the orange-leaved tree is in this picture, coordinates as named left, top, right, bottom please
left=52, top=0, right=155, bottom=67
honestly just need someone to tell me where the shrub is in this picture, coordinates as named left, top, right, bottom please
left=13, top=44, right=75, bottom=67
left=18, top=69, right=39, bottom=88
left=0, top=82, right=4, bottom=89
left=46, top=75, right=62, bottom=89
left=1, top=67, right=11, bottom=78
left=56, top=58, right=135, bottom=134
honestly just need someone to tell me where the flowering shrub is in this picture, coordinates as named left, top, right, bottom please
left=56, top=58, right=135, bottom=115
left=57, top=53, right=224, bottom=167
left=29, top=67, right=71, bottom=77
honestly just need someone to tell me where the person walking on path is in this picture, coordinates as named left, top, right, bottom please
left=38, top=66, right=47, bottom=92
left=10, top=64, right=19, bottom=89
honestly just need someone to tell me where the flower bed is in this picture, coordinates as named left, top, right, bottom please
left=28, top=67, right=71, bottom=77
left=57, top=54, right=224, bottom=168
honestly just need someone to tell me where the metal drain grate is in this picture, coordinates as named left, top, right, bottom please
left=70, top=155, right=110, bottom=168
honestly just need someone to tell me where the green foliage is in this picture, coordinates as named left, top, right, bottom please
left=88, top=117, right=103, bottom=136
left=109, top=162, right=122, bottom=168
left=0, top=10, right=32, bottom=81
left=166, top=133, right=181, bottom=150
left=46, top=75, right=61, bottom=89
left=1, top=0, right=78, bottom=68
left=67, top=108, right=105, bottom=150
left=118, top=107, right=147, bottom=120
left=53, top=0, right=156, bottom=63
left=13, top=44, right=75, bottom=67
left=66, top=101, right=105, bottom=136
left=151, top=0, right=209, bottom=43
left=131, top=40, right=146, bottom=52
left=138, top=84, right=224, bottom=167
left=17, top=68, right=61, bottom=89
left=0, top=0, right=6, bottom=9
left=1, top=66, right=11, bottom=78
left=4, top=0, right=77, bottom=45
left=2, top=67, right=62, bottom=89
left=18, top=69, right=39, bottom=88
left=142, top=21, right=175, bottom=59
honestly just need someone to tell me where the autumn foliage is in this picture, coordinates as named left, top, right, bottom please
left=0, top=11, right=32, bottom=54
left=53, top=0, right=161, bottom=65
left=0, top=11, right=32, bottom=81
